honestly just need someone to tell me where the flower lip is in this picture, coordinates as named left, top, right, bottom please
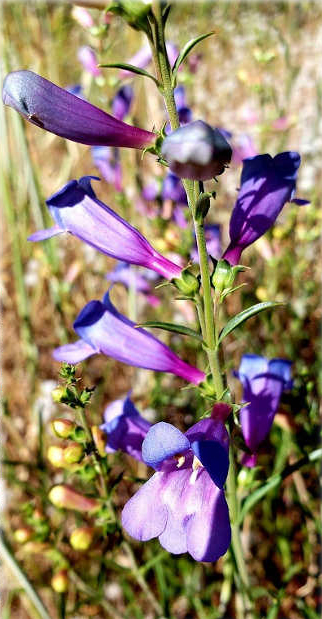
left=74, top=300, right=105, bottom=329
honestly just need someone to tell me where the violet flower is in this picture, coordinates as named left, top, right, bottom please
left=122, top=418, right=231, bottom=562
left=111, top=85, right=133, bottom=121
left=106, top=262, right=160, bottom=307
left=222, top=152, right=309, bottom=265
left=77, top=46, right=102, bottom=77
left=53, top=292, right=205, bottom=385
left=91, top=147, right=123, bottom=191
left=2, top=70, right=156, bottom=149
left=236, top=354, right=293, bottom=465
left=100, top=394, right=151, bottom=461
left=161, top=172, right=187, bottom=206
left=28, top=176, right=182, bottom=280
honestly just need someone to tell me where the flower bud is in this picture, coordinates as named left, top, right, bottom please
left=173, top=268, right=199, bottom=297
left=91, top=426, right=107, bottom=457
left=69, top=526, right=94, bottom=551
left=51, top=570, right=69, bottom=593
left=47, top=446, right=65, bottom=468
left=14, top=527, right=33, bottom=544
left=51, top=386, right=68, bottom=403
left=49, top=485, right=100, bottom=513
left=51, top=418, right=75, bottom=439
left=161, top=120, right=232, bottom=181
left=211, top=259, right=234, bottom=294
left=63, top=442, right=84, bottom=464
left=211, top=402, right=232, bottom=423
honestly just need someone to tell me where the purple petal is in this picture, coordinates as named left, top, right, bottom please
left=77, top=46, right=101, bottom=77
left=28, top=226, right=64, bottom=242
left=157, top=468, right=192, bottom=555
left=3, top=71, right=155, bottom=149
left=122, top=473, right=168, bottom=541
left=236, top=354, right=268, bottom=385
left=101, top=395, right=151, bottom=461
left=53, top=339, right=97, bottom=363
left=112, top=85, right=133, bottom=121
left=39, top=176, right=182, bottom=280
left=186, top=472, right=231, bottom=562
left=190, top=441, right=229, bottom=489
left=142, top=422, right=190, bottom=470
left=268, top=358, right=293, bottom=389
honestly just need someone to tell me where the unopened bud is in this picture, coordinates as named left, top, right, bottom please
left=14, top=527, right=33, bottom=544
left=51, top=569, right=69, bottom=593
left=211, top=259, right=245, bottom=295
left=49, top=485, right=100, bottom=513
left=63, top=442, right=84, bottom=464
left=161, top=121, right=232, bottom=181
left=91, top=426, right=107, bottom=457
left=70, top=526, right=94, bottom=551
left=51, top=418, right=75, bottom=439
left=52, top=386, right=67, bottom=403
left=211, top=402, right=232, bottom=423
left=47, top=446, right=65, bottom=468
left=173, top=268, right=199, bottom=296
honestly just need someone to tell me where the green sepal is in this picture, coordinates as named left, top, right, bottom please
left=172, top=267, right=200, bottom=296
left=171, top=31, right=215, bottom=86
left=136, top=320, right=204, bottom=343
left=217, top=301, right=283, bottom=345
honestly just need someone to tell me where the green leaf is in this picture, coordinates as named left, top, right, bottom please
left=135, top=320, right=204, bottom=342
left=238, top=475, right=281, bottom=524
left=218, top=301, right=283, bottom=345
left=171, top=31, right=215, bottom=85
left=98, top=62, right=160, bottom=86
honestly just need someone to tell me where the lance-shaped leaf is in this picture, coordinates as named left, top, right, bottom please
left=217, top=301, right=283, bottom=345
left=136, top=321, right=204, bottom=343
left=99, top=62, right=160, bottom=86
left=171, top=32, right=215, bottom=85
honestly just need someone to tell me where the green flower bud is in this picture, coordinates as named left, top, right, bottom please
left=63, top=442, right=84, bottom=464
left=51, top=570, right=69, bottom=593
left=51, top=418, right=75, bottom=439
left=72, top=426, right=87, bottom=442
left=173, top=268, right=199, bottom=297
left=14, top=527, right=33, bottom=544
left=51, top=386, right=68, bottom=403
left=47, top=446, right=65, bottom=468
left=49, top=485, right=100, bottom=513
left=69, top=526, right=94, bottom=551
left=211, top=259, right=246, bottom=295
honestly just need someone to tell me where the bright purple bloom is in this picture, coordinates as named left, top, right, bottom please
left=222, top=152, right=309, bottom=265
left=106, top=262, right=160, bottom=307
left=122, top=418, right=231, bottom=562
left=77, top=46, right=102, bottom=77
left=191, top=224, right=221, bottom=262
left=53, top=292, right=205, bottom=385
left=2, top=71, right=156, bottom=149
left=91, top=147, right=122, bottom=191
left=111, top=85, right=133, bottom=121
left=100, top=395, right=151, bottom=461
left=236, top=354, right=293, bottom=464
left=28, top=176, right=182, bottom=280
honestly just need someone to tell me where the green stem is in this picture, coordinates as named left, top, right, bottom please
left=77, top=407, right=109, bottom=500
left=0, top=531, right=52, bottom=619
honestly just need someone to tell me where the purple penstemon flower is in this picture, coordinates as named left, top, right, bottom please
left=235, top=354, right=293, bottom=466
left=222, top=152, right=309, bottom=265
left=106, top=262, right=160, bottom=307
left=2, top=70, right=156, bottom=149
left=28, top=176, right=182, bottom=280
left=100, top=394, right=151, bottom=461
left=122, top=418, right=231, bottom=562
left=53, top=291, right=205, bottom=385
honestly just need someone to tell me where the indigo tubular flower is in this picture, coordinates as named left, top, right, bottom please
left=236, top=354, right=293, bottom=463
left=2, top=70, right=156, bottom=149
left=100, top=395, right=151, bottom=461
left=53, top=292, right=205, bottom=385
left=122, top=419, right=231, bottom=562
left=28, top=176, right=182, bottom=280
left=222, top=152, right=309, bottom=265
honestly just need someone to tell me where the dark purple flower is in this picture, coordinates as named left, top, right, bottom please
left=53, top=292, right=205, bottom=385
left=122, top=418, right=231, bottom=562
left=100, top=394, right=151, bottom=461
left=28, top=176, right=182, bottom=280
left=191, top=224, right=221, bottom=262
left=222, top=152, right=309, bottom=265
left=236, top=354, right=293, bottom=464
left=2, top=70, right=156, bottom=149
left=106, top=262, right=160, bottom=307
left=161, top=121, right=232, bottom=181
left=111, top=85, right=134, bottom=121
left=77, top=46, right=102, bottom=77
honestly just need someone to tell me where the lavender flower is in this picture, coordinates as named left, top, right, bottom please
left=100, top=395, right=151, bottom=461
left=53, top=292, right=205, bottom=385
left=2, top=70, right=155, bottom=149
left=122, top=418, right=231, bottom=562
left=77, top=46, right=102, bottom=77
left=91, top=147, right=122, bottom=191
left=236, top=354, right=293, bottom=464
left=222, top=152, right=309, bottom=265
left=106, top=262, right=160, bottom=307
left=161, top=120, right=232, bottom=181
left=28, top=176, right=182, bottom=280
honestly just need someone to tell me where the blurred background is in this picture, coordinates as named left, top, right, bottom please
left=0, top=2, right=321, bottom=618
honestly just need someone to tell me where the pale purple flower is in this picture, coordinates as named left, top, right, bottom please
left=100, top=395, right=151, bottom=461
left=122, top=418, right=231, bottom=562
left=236, top=354, right=293, bottom=465
left=232, top=134, right=258, bottom=165
left=77, top=46, right=102, bottom=77
left=222, top=152, right=309, bottom=265
left=106, top=262, right=160, bottom=307
left=71, top=6, right=94, bottom=29
left=2, top=71, right=156, bottom=149
left=53, top=292, right=205, bottom=385
left=91, top=147, right=123, bottom=191
left=28, top=176, right=182, bottom=280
